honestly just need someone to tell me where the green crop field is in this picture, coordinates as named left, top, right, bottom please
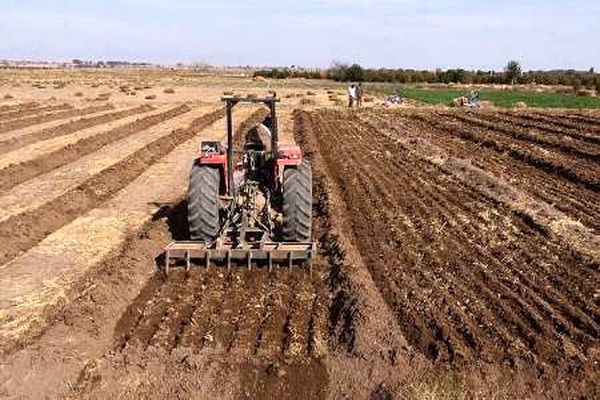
left=375, top=86, right=600, bottom=109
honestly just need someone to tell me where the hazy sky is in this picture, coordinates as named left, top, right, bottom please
left=1, top=0, right=599, bottom=70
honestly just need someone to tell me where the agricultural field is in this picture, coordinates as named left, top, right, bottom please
left=0, top=69, right=599, bottom=399
left=378, top=86, right=600, bottom=109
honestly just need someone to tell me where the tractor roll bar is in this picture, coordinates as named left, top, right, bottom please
left=221, top=97, right=279, bottom=196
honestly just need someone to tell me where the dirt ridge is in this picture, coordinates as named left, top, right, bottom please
left=0, top=104, right=192, bottom=192
left=303, top=108, right=599, bottom=397
left=0, top=104, right=110, bottom=134
left=0, top=104, right=152, bottom=154
left=0, top=107, right=224, bottom=266
left=0, top=103, right=72, bottom=122
left=409, top=113, right=600, bottom=193
left=0, top=102, right=38, bottom=114
left=368, top=110, right=600, bottom=234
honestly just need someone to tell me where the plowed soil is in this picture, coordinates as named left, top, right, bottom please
left=0, top=107, right=226, bottom=265
left=0, top=101, right=598, bottom=399
left=0, top=104, right=149, bottom=154
left=293, top=109, right=599, bottom=396
left=0, top=102, right=38, bottom=114
left=0, top=105, right=188, bottom=192
left=0, top=103, right=72, bottom=122
left=0, top=104, right=111, bottom=133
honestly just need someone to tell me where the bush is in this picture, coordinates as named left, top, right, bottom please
left=163, top=88, right=175, bottom=94
left=145, top=94, right=156, bottom=100
left=74, top=92, right=84, bottom=97
left=253, top=68, right=291, bottom=79
left=346, top=64, right=365, bottom=82
left=4, top=94, right=14, bottom=99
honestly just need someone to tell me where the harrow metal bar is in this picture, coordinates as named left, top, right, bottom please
left=164, top=241, right=317, bottom=275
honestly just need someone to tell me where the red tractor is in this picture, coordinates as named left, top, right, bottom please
left=164, top=97, right=316, bottom=272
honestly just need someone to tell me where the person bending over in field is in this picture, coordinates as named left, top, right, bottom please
left=348, top=84, right=357, bottom=108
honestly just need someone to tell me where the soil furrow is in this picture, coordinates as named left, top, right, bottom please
left=408, top=113, right=600, bottom=193
left=447, top=112, right=600, bottom=161
left=0, top=106, right=225, bottom=265
left=316, top=117, right=518, bottom=361
left=129, top=272, right=185, bottom=350
left=304, top=109, right=600, bottom=386
left=349, top=114, right=600, bottom=329
left=361, top=111, right=600, bottom=234
left=0, top=109, right=206, bottom=224
left=349, top=112, right=600, bottom=328
left=0, top=103, right=72, bottom=122
left=0, top=104, right=195, bottom=192
left=177, top=271, right=225, bottom=348
left=0, top=104, right=150, bottom=154
left=254, top=272, right=296, bottom=358
left=506, top=111, right=600, bottom=138
left=0, top=104, right=110, bottom=134
left=226, top=271, right=270, bottom=354
left=502, top=111, right=600, bottom=144
left=0, top=102, right=38, bottom=114
left=562, top=113, right=600, bottom=127
left=167, top=271, right=209, bottom=351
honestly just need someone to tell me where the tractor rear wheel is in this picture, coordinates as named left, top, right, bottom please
left=282, top=160, right=312, bottom=241
left=188, top=165, right=220, bottom=241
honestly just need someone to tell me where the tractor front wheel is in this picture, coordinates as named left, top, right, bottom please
left=188, top=165, right=220, bottom=242
left=282, top=160, right=312, bottom=241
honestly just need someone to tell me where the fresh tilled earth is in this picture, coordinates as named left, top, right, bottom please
left=0, top=88, right=599, bottom=399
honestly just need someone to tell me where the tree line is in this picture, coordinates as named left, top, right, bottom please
left=254, top=62, right=600, bottom=91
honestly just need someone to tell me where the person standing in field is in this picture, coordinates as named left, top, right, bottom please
left=356, top=83, right=364, bottom=108
left=348, top=84, right=356, bottom=108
